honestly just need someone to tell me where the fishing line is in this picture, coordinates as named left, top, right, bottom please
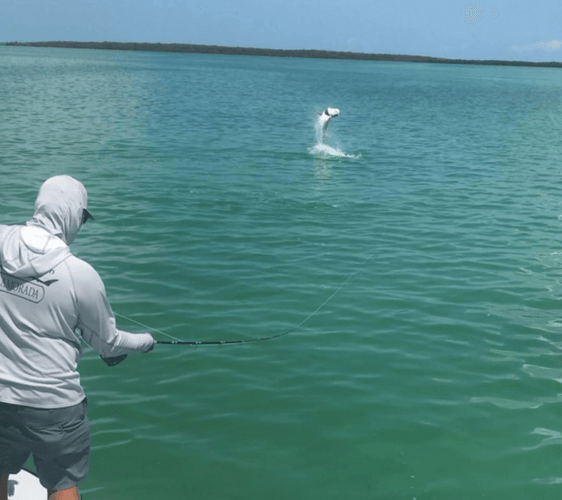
left=116, top=252, right=375, bottom=347
left=113, top=313, right=184, bottom=342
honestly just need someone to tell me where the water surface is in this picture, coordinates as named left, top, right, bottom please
left=2, top=46, right=562, bottom=499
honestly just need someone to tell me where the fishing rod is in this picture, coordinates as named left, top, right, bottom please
left=115, top=252, right=375, bottom=347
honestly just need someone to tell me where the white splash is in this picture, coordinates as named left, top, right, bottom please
left=309, top=143, right=358, bottom=158
left=309, top=107, right=359, bottom=158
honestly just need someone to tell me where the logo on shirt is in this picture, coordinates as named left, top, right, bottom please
left=0, top=271, right=45, bottom=303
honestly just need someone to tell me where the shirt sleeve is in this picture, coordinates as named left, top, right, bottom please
left=71, top=258, right=154, bottom=357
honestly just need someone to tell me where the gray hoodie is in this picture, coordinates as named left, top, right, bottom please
left=0, top=176, right=153, bottom=408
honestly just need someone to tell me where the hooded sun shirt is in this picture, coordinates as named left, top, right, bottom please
left=0, top=176, right=153, bottom=408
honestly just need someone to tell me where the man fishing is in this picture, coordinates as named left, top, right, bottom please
left=0, top=175, right=154, bottom=500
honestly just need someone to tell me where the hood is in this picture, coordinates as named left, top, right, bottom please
left=0, top=175, right=88, bottom=278
left=0, top=225, right=71, bottom=278
left=29, top=175, right=89, bottom=246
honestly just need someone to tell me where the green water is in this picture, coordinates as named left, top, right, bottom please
left=3, top=45, right=562, bottom=499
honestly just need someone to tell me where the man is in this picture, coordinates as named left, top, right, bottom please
left=0, top=176, right=154, bottom=500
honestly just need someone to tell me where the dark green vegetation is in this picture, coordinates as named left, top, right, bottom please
left=6, top=41, right=562, bottom=68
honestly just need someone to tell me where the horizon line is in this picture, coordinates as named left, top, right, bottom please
left=4, top=41, right=562, bottom=68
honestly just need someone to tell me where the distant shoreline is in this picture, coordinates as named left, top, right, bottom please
left=5, top=41, right=562, bottom=69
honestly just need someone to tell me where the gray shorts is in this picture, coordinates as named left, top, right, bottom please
left=0, top=398, right=90, bottom=491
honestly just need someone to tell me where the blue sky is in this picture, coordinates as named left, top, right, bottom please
left=3, top=0, right=562, bottom=62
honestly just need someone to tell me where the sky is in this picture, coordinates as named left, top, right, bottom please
left=3, top=0, right=562, bottom=62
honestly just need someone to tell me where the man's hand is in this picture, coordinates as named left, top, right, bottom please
left=144, top=334, right=155, bottom=353
left=101, top=354, right=128, bottom=366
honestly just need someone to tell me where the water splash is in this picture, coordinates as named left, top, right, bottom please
left=309, top=108, right=359, bottom=158
left=310, top=143, right=359, bottom=158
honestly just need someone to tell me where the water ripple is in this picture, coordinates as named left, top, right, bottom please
left=4, top=47, right=562, bottom=499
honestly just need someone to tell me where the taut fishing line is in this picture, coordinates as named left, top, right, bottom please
left=115, top=253, right=375, bottom=347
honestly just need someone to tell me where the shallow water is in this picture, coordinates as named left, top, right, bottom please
left=3, top=45, right=562, bottom=499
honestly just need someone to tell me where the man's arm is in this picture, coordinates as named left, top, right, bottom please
left=72, top=258, right=154, bottom=359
